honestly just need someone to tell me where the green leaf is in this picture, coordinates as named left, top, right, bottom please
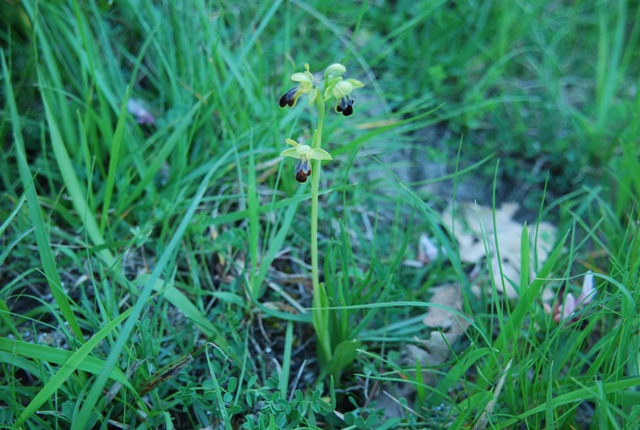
left=325, top=339, right=361, bottom=379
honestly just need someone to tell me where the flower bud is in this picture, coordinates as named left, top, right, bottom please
left=325, top=63, right=346, bottom=76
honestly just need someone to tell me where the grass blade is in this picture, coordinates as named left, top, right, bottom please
left=0, top=338, right=129, bottom=385
left=39, top=74, right=115, bottom=266
left=2, top=50, right=84, bottom=341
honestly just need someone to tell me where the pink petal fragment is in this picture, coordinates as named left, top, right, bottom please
left=578, top=271, right=595, bottom=305
left=562, top=293, right=576, bottom=320
left=127, top=99, right=156, bottom=125
left=419, top=234, right=440, bottom=262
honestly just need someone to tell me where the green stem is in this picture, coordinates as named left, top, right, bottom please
left=311, top=98, right=325, bottom=288
left=311, top=95, right=332, bottom=365
left=311, top=153, right=320, bottom=295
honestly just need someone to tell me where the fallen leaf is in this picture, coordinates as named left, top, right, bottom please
left=420, top=284, right=470, bottom=364
left=442, top=202, right=557, bottom=299
left=422, top=284, right=465, bottom=329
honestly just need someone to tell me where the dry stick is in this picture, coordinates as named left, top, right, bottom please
left=288, top=359, right=308, bottom=402
left=474, top=358, right=514, bottom=430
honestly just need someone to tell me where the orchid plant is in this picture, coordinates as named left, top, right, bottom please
left=278, top=63, right=363, bottom=374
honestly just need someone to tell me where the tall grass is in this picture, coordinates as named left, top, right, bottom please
left=1, top=0, right=639, bottom=428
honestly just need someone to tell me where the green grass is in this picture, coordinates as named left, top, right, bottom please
left=1, top=0, right=639, bottom=429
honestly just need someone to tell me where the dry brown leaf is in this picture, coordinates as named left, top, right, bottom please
left=442, top=202, right=557, bottom=299
left=422, top=284, right=465, bottom=329
left=420, top=284, right=470, bottom=364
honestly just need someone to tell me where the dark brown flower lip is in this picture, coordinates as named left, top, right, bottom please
left=279, top=87, right=299, bottom=108
left=335, top=96, right=354, bottom=116
left=294, top=158, right=312, bottom=183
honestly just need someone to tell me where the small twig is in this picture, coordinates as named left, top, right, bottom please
left=268, top=281, right=308, bottom=314
left=474, top=358, right=513, bottom=430
left=288, top=359, right=308, bottom=402
left=382, top=390, right=428, bottom=421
